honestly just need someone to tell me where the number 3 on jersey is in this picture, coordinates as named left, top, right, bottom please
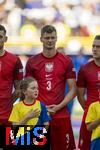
left=46, top=81, right=51, bottom=91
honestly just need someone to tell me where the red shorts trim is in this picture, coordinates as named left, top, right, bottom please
left=50, top=117, right=76, bottom=150
left=78, top=120, right=91, bottom=150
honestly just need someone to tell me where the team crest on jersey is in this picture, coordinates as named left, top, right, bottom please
left=45, top=62, right=54, bottom=72
left=98, top=71, right=100, bottom=81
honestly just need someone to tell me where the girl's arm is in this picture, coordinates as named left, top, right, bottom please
left=87, top=118, right=100, bottom=131
left=13, top=109, right=40, bottom=125
left=13, top=115, right=29, bottom=125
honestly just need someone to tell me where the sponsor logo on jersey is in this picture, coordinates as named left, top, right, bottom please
left=45, top=62, right=54, bottom=72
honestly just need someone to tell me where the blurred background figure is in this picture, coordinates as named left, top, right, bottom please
left=73, top=47, right=90, bottom=75
left=0, top=0, right=99, bottom=38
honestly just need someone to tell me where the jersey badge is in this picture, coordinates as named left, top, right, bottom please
left=45, top=62, right=54, bottom=72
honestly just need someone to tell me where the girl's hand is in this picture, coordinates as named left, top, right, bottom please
left=27, top=109, right=40, bottom=119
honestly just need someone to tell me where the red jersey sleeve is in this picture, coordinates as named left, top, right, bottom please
left=77, top=66, right=87, bottom=87
left=14, top=57, right=23, bottom=80
left=66, top=59, right=76, bottom=79
left=25, top=58, right=33, bottom=77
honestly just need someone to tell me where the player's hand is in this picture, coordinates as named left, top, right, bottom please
left=46, top=105, right=56, bottom=108
left=47, top=108, right=55, bottom=115
left=47, top=104, right=59, bottom=115
left=27, top=109, right=40, bottom=119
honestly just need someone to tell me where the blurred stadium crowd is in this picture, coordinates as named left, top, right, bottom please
left=0, top=0, right=100, bottom=55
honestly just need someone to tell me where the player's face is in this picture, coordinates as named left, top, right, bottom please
left=25, top=81, right=39, bottom=99
left=92, top=39, right=100, bottom=59
left=40, top=31, right=57, bottom=50
left=0, top=30, right=7, bottom=49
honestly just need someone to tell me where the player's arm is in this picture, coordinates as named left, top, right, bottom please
left=77, top=87, right=86, bottom=110
left=12, top=57, right=23, bottom=102
left=47, top=59, right=76, bottom=114
left=13, top=80, right=22, bottom=102
left=77, top=65, right=86, bottom=110
left=58, top=78, right=76, bottom=110
left=86, top=118, right=100, bottom=131
left=47, top=78, right=76, bottom=114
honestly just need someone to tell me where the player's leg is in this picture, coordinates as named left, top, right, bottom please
left=50, top=117, right=76, bottom=150
left=78, top=121, right=91, bottom=150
